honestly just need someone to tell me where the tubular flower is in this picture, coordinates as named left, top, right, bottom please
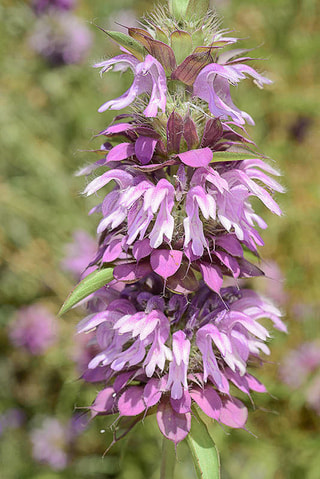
left=95, top=54, right=167, bottom=117
left=66, top=0, right=286, bottom=448
left=193, top=63, right=272, bottom=125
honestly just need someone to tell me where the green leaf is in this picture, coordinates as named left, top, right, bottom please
left=102, top=30, right=145, bottom=61
left=160, top=437, right=176, bottom=479
left=170, top=30, right=193, bottom=65
left=211, top=151, right=263, bottom=162
left=192, top=29, right=205, bottom=48
left=154, top=26, right=169, bottom=44
left=186, top=0, right=209, bottom=19
left=186, top=410, right=220, bottom=479
left=128, top=27, right=153, bottom=42
left=59, top=268, right=114, bottom=315
left=168, top=0, right=189, bottom=20
left=169, top=0, right=209, bottom=20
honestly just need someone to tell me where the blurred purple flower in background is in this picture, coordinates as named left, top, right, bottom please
left=31, top=418, right=69, bottom=470
left=0, top=409, right=25, bottom=437
left=306, top=375, right=320, bottom=415
left=291, top=302, right=316, bottom=322
left=280, top=341, right=320, bottom=394
left=31, top=414, right=88, bottom=470
left=30, top=12, right=92, bottom=66
left=72, top=330, right=97, bottom=376
left=279, top=341, right=320, bottom=389
left=254, top=260, right=287, bottom=306
left=32, top=0, right=76, bottom=15
left=61, top=230, right=97, bottom=280
left=107, top=9, right=138, bottom=33
left=9, top=304, right=57, bottom=355
left=67, top=412, right=89, bottom=442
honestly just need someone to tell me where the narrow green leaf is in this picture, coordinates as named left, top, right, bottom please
left=186, top=410, right=220, bottom=479
left=211, top=151, right=263, bottom=162
left=128, top=27, right=153, bottom=44
left=104, top=30, right=145, bottom=60
left=59, top=268, right=114, bottom=315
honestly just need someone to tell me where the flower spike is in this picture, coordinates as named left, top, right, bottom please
left=64, top=0, right=285, bottom=464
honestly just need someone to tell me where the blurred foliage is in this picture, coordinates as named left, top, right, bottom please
left=0, top=0, right=320, bottom=478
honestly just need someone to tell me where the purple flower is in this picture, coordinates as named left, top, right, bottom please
left=78, top=280, right=285, bottom=444
left=31, top=418, right=69, bottom=470
left=306, top=375, right=320, bottom=415
left=95, top=54, right=167, bottom=117
left=193, top=63, right=272, bottom=126
left=107, top=9, right=138, bottom=33
left=31, top=415, right=88, bottom=470
left=32, top=0, right=75, bottom=14
left=279, top=341, right=320, bottom=389
left=9, top=305, right=57, bottom=355
left=0, top=409, right=25, bottom=437
left=30, top=12, right=92, bottom=66
left=254, top=260, right=287, bottom=306
left=167, top=331, right=190, bottom=399
left=61, top=230, right=97, bottom=279
left=279, top=341, right=320, bottom=416
left=72, top=330, right=98, bottom=377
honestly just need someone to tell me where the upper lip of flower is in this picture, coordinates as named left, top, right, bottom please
left=94, top=54, right=167, bottom=118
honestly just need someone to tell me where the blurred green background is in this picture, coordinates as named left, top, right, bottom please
left=0, top=0, right=319, bottom=477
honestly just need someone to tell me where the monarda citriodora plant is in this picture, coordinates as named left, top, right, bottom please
left=61, top=0, right=285, bottom=476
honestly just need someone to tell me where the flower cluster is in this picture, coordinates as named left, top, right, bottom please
left=72, top=1, right=285, bottom=445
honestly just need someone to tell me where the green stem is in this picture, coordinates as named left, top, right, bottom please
left=160, top=437, right=176, bottom=479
